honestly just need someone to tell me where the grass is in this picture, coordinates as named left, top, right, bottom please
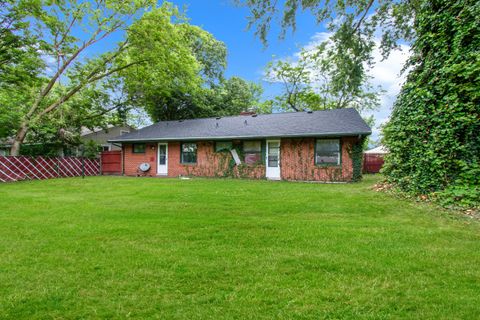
left=0, top=175, right=479, bottom=319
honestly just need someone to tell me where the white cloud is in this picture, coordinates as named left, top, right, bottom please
left=366, top=41, right=410, bottom=141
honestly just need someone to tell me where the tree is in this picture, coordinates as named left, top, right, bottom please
left=239, top=1, right=393, bottom=113
left=382, top=0, right=480, bottom=208
left=3, top=0, right=162, bottom=155
left=120, top=9, right=264, bottom=121
left=0, top=0, right=44, bottom=140
left=118, top=6, right=224, bottom=122
left=206, top=76, right=264, bottom=116
left=264, top=56, right=319, bottom=112
left=237, top=0, right=415, bottom=55
left=265, top=43, right=379, bottom=112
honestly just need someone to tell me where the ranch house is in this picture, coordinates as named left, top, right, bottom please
left=108, top=108, right=371, bottom=182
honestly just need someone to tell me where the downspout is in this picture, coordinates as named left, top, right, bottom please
left=122, top=144, right=125, bottom=175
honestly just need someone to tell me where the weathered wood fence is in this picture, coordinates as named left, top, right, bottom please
left=100, top=151, right=122, bottom=175
left=0, top=156, right=100, bottom=182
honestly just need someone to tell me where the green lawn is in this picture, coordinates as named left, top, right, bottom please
left=0, top=176, right=479, bottom=319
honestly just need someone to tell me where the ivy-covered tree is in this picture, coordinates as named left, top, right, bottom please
left=382, top=0, right=480, bottom=208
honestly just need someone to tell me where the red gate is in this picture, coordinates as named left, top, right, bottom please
left=101, top=151, right=122, bottom=175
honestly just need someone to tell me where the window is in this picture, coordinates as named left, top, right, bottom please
left=181, top=143, right=197, bottom=164
left=132, top=143, right=146, bottom=154
left=315, top=139, right=340, bottom=165
left=243, top=140, right=262, bottom=164
left=267, top=141, right=280, bottom=167
left=101, top=145, right=110, bottom=152
left=215, top=141, right=232, bottom=152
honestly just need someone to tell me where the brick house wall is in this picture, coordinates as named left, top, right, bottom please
left=166, top=141, right=265, bottom=179
left=122, top=136, right=359, bottom=181
left=280, top=137, right=356, bottom=182
left=123, top=143, right=157, bottom=176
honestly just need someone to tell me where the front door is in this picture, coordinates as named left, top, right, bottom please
left=157, top=143, right=168, bottom=175
left=266, top=140, right=281, bottom=180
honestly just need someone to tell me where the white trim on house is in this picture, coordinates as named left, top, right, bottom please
left=157, top=143, right=168, bottom=175
left=266, top=140, right=281, bottom=180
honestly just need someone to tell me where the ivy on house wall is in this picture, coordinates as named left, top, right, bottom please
left=348, top=136, right=366, bottom=182
left=182, top=142, right=266, bottom=179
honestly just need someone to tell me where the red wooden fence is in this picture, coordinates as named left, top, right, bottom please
left=0, top=156, right=100, bottom=182
left=363, top=154, right=385, bottom=174
left=101, top=151, right=122, bottom=175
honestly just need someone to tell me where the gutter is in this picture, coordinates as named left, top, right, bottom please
left=108, top=131, right=372, bottom=143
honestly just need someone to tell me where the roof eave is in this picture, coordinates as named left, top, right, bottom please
left=108, top=131, right=372, bottom=143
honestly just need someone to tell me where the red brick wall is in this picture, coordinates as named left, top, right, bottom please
left=167, top=141, right=265, bottom=179
left=280, top=137, right=356, bottom=182
left=123, top=143, right=157, bottom=176
left=123, top=137, right=359, bottom=181
left=123, top=141, right=265, bottom=179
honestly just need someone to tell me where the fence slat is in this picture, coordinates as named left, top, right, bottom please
left=0, top=156, right=101, bottom=182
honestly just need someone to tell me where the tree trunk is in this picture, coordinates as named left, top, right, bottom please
left=10, top=123, right=29, bottom=156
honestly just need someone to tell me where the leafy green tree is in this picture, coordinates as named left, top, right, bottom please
left=119, top=5, right=209, bottom=117
left=140, top=76, right=264, bottom=122
left=206, top=77, right=264, bottom=117
left=265, top=44, right=379, bottom=112
left=120, top=8, right=263, bottom=121
left=382, top=0, right=480, bottom=208
left=239, top=1, right=389, bottom=113
left=3, top=0, right=162, bottom=155
left=239, top=2, right=414, bottom=93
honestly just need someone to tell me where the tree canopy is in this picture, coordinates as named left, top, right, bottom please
left=1, top=1, right=261, bottom=155
left=1, top=0, right=163, bottom=155
left=119, top=7, right=263, bottom=121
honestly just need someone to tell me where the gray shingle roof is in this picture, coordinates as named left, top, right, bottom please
left=109, top=108, right=371, bottom=142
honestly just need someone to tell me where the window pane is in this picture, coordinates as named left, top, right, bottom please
left=181, top=143, right=197, bottom=163
left=316, top=139, right=340, bottom=152
left=159, top=145, right=167, bottom=165
left=315, top=139, right=340, bottom=165
left=316, top=153, right=339, bottom=164
left=245, top=153, right=261, bottom=164
left=216, top=141, right=232, bottom=152
left=182, top=143, right=196, bottom=153
left=133, top=144, right=145, bottom=153
left=243, top=141, right=261, bottom=152
left=267, top=141, right=279, bottom=167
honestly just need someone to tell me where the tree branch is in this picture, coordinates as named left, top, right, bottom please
left=37, top=61, right=141, bottom=118
left=353, top=0, right=374, bottom=33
